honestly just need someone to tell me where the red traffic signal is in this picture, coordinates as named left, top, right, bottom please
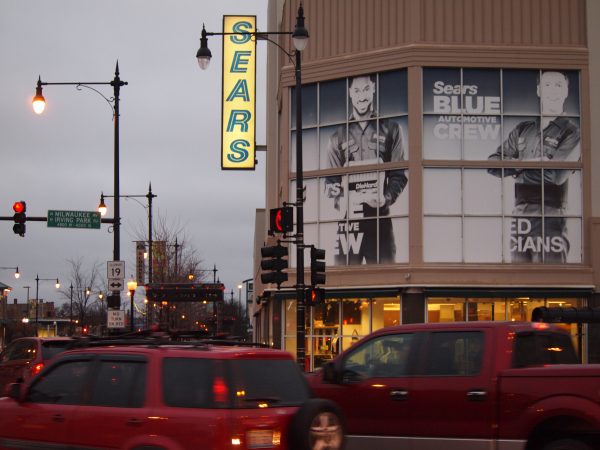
left=269, top=207, right=293, bottom=234
left=12, top=201, right=27, bottom=237
left=13, top=201, right=26, bottom=214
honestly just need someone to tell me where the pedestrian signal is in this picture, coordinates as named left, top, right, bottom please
left=305, top=287, right=325, bottom=306
left=269, top=207, right=294, bottom=234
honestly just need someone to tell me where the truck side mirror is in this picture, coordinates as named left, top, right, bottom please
left=322, top=361, right=338, bottom=383
left=6, top=382, right=24, bottom=402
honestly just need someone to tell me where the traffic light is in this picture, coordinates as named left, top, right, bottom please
left=12, top=201, right=26, bottom=237
left=305, top=287, right=325, bottom=306
left=269, top=207, right=294, bottom=234
left=310, top=247, right=326, bottom=286
left=260, top=243, right=288, bottom=288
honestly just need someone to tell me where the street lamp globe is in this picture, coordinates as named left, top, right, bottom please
left=32, top=77, right=46, bottom=115
left=55, top=279, right=60, bottom=289
left=127, top=278, right=138, bottom=293
left=292, top=5, right=309, bottom=51
left=98, top=194, right=108, bottom=216
left=196, top=26, right=212, bottom=70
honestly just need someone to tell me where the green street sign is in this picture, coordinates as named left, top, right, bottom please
left=47, top=210, right=101, bottom=229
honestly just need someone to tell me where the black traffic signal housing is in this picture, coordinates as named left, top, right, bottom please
left=12, top=201, right=26, bottom=237
left=260, top=242, right=288, bottom=288
left=310, top=247, right=326, bottom=286
left=305, top=287, right=325, bottom=307
left=269, top=206, right=294, bottom=234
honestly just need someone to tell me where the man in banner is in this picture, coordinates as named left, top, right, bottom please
left=488, top=70, right=580, bottom=263
left=325, top=74, right=407, bottom=264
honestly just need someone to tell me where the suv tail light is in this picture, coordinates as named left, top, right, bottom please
left=31, top=363, right=44, bottom=376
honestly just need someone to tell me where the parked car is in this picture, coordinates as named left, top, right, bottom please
left=0, top=336, right=72, bottom=394
left=0, top=337, right=344, bottom=450
left=307, top=321, right=600, bottom=450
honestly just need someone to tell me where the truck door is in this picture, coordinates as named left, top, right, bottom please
left=317, top=332, right=418, bottom=436
left=406, top=329, right=495, bottom=443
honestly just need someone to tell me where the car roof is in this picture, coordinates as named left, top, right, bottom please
left=11, top=336, right=73, bottom=343
left=367, top=321, right=566, bottom=336
left=58, top=344, right=296, bottom=360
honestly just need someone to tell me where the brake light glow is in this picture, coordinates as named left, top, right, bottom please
left=213, top=377, right=228, bottom=403
left=532, top=322, right=550, bottom=330
left=32, top=363, right=44, bottom=376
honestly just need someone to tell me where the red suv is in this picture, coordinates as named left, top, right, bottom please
left=0, top=338, right=344, bottom=450
left=0, top=336, right=72, bottom=393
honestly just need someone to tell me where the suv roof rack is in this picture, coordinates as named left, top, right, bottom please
left=67, top=330, right=270, bottom=350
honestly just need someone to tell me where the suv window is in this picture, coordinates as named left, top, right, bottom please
left=228, top=359, right=310, bottom=408
left=4, top=340, right=37, bottom=362
left=163, top=358, right=215, bottom=408
left=421, top=331, right=484, bottom=376
left=163, top=358, right=310, bottom=409
left=89, top=360, right=147, bottom=408
left=513, top=332, right=579, bottom=367
left=28, top=360, right=90, bottom=404
left=41, top=341, right=72, bottom=360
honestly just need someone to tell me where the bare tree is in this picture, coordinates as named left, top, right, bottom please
left=134, top=212, right=209, bottom=284
left=59, top=257, right=103, bottom=330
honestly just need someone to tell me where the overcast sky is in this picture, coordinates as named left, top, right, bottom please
left=0, top=0, right=267, bottom=308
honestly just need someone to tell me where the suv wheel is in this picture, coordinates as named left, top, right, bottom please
left=290, top=398, right=345, bottom=450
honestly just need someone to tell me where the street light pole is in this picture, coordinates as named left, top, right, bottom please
left=98, top=183, right=156, bottom=284
left=34, top=275, right=60, bottom=336
left=197, top=4, right=309, bottom=370
left=0, top=267, right=20, bottom=279
left=33, top=62, right=127, bottom=276
left=23, top=286, right=30, bottom=319
left=69, top=283, right=73, bottom=336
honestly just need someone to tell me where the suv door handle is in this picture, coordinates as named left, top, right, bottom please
left=127, top=418, right=144, bottom=426
left=52, top=414, right=65, bottom=423
left=390, top=390, right=409, bottom=401
left=467, top=390, right=487, bottom=401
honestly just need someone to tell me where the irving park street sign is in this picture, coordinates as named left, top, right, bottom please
left=47, top=210, right=101, bottom=229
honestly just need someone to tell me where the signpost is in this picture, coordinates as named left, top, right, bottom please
left=47, top=210, right=101, bottom=229
left=107, top=310, right=125, bottom=328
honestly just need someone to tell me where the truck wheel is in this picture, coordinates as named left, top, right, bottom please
left=289, top=398, right=345, bottom=450
left=543, top=438, right=592, bottom=450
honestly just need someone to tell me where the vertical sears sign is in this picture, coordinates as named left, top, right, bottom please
left=221, top=16, right=256, bottom=170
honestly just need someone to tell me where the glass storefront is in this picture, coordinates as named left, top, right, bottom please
left=276, top=291, right=588, bottom=370
left=282, top=294, right=400, bottom=369
left=427, top=296, right=585, bottom=356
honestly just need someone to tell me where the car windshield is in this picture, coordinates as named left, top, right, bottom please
left=41, top=341, right=72, bottom=360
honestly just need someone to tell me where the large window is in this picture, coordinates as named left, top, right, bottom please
left=423, top=68, right=582, bottom=264
left=290, top=71, right=409, bottom=266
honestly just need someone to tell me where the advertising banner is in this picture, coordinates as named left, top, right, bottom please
left=221, top=15, right=256, bottom=170
left=422, top=68, right=582, bottom=264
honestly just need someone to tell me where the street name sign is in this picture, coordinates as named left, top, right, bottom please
left=47, top=210, right=101, bottom=229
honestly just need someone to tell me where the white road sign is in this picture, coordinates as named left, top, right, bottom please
left=107, top=261, right=125, bottom=280
left=108, top=278, right=124, bottom=291
left=107, top=310, right=125, bottom=329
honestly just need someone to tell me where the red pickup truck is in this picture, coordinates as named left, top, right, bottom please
left=306, top=321, right=600, bottom=450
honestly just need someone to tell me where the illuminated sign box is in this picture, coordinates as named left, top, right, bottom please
left=221, top=15, right=256, bottom=170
